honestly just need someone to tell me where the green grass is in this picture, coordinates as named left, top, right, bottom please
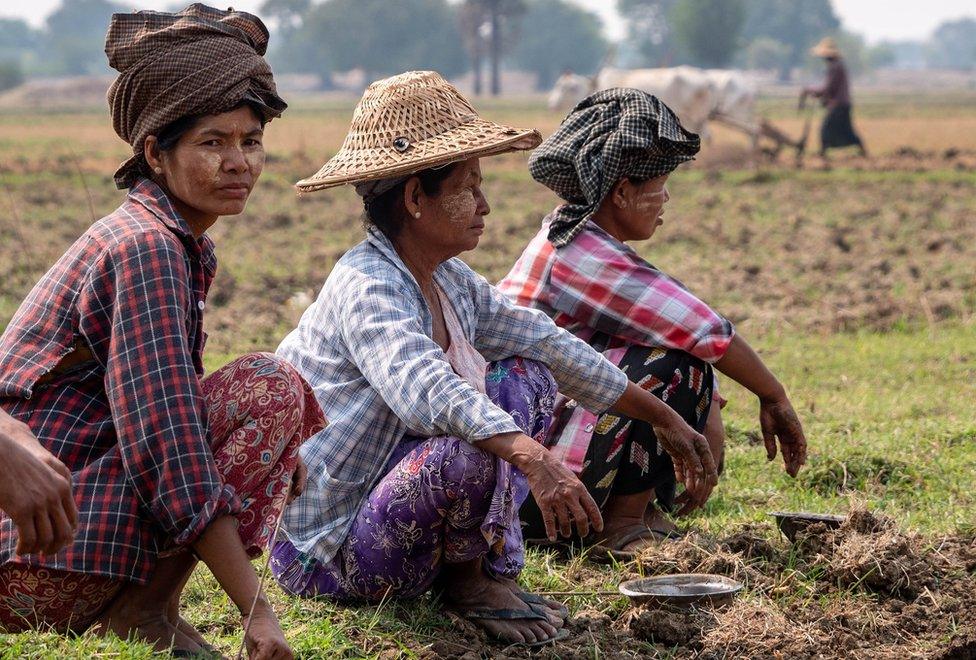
left=7, top=321, right=964, bottom=658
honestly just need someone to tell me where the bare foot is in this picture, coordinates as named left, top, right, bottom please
left=442, top=562, right=560, bottom=645
left=167, top=598, right=214, bottom=652
left=173, top=614, right=216, bottom=653
left=94, top=598, right=202, bottom=654
left=593, top=513, right=670, bottom=555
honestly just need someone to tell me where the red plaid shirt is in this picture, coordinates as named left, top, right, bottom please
left=0, top=178, right=241, bottom=583
left=498, top=218, right=734, bottom=361
left=498, top=218, right=734, bottom=472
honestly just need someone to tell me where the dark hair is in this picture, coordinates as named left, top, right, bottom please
left=141, top=101, right=267, bottom=178
left=363, top=163, right=460, bottom=240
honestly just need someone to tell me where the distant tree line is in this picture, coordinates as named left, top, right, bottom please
left=261, top=0, right=608, bottom=92
left=619, top=0, right=865, bottom=78
left=0, top=0, right=974, bottom=94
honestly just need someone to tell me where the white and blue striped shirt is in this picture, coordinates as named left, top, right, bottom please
left=276, top=227, right=628, bottom=564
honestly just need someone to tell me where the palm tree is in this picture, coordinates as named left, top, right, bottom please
left=459, top=0, right=525, bottom=96
left=458, top=2, right=487, bottom=95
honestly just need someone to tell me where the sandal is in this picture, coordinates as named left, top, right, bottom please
left=451, top=606, right=570, bottom=648
left=589, top=523, right=674, bottom=563
left=517, top=591, right=569, bottom=620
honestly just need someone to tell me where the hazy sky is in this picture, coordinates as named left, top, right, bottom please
left=2, top=0, right=974, bottom=43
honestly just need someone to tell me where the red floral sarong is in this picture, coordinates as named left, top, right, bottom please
left=0, top=352, right=325, bottom=633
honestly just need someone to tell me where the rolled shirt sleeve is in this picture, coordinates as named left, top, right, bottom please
left=96, top=233, right=240, bottom=547
left=549, top=231, right=734, bottom=364
left=338, top=272, right=523, bottom=442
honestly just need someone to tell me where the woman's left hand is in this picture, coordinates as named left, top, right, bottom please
left=243, top=603, right=293, bottom=660
left=286, top=459, right=307, bottom=505
left=759, top=397, right=807, bottom=477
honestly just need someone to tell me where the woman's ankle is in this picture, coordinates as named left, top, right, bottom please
left=601, top=490, right=655, bottom=529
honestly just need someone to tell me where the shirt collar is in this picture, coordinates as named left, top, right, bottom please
left=127, top=177, right=217, bottom=275
left=128, top=177, right=196, bottom=238
left=546, top=212, right=640, bottom=258
left=364, top=225, right=450, bottom=287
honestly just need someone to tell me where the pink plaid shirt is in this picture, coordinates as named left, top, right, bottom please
left=498, top=218, right=733, bottom=471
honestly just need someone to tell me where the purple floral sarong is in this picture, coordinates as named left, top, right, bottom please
left=271, top=356, right=556, bottom=601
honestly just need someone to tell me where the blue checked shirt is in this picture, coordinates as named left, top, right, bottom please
left=276, top=227, right=629, bottom=563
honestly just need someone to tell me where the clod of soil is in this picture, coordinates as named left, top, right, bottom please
left=828, top=528, right=934, bottom=598
left=720, top=524, right=780, bottom=561
left=629, top=607, right=713, bottom=648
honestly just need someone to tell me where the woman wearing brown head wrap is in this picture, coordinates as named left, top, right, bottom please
left=0, top=4, right=322, bottom=658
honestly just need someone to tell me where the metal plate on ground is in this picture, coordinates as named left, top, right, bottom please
left=618, top=574, right=742, bottom=608
left=770, top=511, right=845, bottom=541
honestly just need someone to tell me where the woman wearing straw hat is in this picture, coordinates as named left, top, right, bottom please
left=271, top=71, right=718, bottom=647
left=499, top=88, right=807, bottom=559
left=0, top=5, right=325, bottom=657
left=801, top=37, right=868, bottom=159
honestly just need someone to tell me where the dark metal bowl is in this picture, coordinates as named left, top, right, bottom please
left=769, top=511, right=845, bottom=542
left=618, top=574, right=743, bottom=608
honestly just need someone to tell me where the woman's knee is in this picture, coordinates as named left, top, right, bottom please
left=425, top=436, right=496, bottom=496
left=219, top=351, right=319, bottom=427
left=492, top=356, right=556, bottom=389
left=229, top=352, right=307, bottom=406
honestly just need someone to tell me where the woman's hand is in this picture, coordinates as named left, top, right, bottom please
left=674, top=403, right=726, bottom=516
left=610, top=381, right=719, bottom=495
left=519, top=446, right=604, bottom=541
left=0, top=412, right=77, bottom=555
left=651, top=419, right=718, bottom=509
left=193, top=517, right=292, bottom=659
left=478, top=431, right=603, bottom=541
left=759, top=396, right=807, bottom=477
left=714, top=334, right=809, bottom=478
left=243, top=602, right=293, bottom=660
left=286, top=459, right=307, bottom=505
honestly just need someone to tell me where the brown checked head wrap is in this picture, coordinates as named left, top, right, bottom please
left=105, top=3, right=287, bottom=189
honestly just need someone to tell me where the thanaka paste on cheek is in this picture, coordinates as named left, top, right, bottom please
left=441, top=189, right=477, bottom=225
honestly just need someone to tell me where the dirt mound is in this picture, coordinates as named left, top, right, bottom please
left=630, top=607, right=714, bottom=648
left=551, top=507, right=976, bottom=659
left=423, top=511, right=975, bottom=658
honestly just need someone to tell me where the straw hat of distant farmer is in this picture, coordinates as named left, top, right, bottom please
left=295, top=70, right=540, bottom=193
left=810, top=37, right=842, bottom=59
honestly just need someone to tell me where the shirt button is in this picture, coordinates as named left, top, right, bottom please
left=197, top=300, right=205, bottom=311
left=584, top=424, right=594, bottom=433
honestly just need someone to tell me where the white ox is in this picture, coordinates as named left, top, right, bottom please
left=549, top=67, right=806, bottom=161
left=705, top=68, right=758, bottom=126
left=549, top=67, right=758, bottom=138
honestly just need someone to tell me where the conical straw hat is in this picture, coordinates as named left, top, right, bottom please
left=810, top=37, right=841, bottom=58
left=296, top=70, right=542, bottom=193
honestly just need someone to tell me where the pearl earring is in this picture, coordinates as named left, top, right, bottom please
left=154, top=167, right=162, bottom=174
left=414, top=211, right=421, bottom=219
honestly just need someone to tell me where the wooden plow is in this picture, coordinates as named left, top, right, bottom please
left=711, top=111, right=812, bottom=165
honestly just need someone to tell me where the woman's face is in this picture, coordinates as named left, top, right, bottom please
left=147, top=105, right=265, bottom=232
left=408, top=157, right=491, bottom=257
left=616, top=174, right=671, bottom=242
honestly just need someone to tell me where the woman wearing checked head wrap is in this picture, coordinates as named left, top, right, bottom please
left=0, top=5, right=325, bottom=657
left=499, top=89, right=807, bottom=560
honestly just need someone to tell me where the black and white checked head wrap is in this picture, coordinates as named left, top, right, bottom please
left=529, top=88, right=700, bottom=247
